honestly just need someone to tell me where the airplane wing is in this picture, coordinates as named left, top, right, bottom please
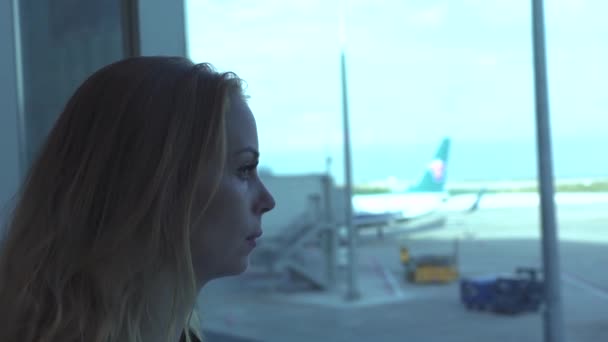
left=339, top=215, right=447, bottom=244
left=352, top=211, right=406, bottom=227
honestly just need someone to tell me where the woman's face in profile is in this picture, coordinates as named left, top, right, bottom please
left=190, top=95, right=275, bottom=284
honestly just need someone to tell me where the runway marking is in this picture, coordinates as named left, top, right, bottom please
left=562, top=272, right=608, bottom=301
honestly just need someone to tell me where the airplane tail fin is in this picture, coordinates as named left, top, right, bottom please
left=408, top=137, right=451, bottom=193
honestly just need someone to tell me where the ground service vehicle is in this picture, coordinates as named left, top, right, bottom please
left=400, top=240, right=459, bottom=284
left=460, top=268, right=544, bottom=315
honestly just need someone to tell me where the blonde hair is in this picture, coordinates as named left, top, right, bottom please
left=0, top=56, right=243, bottom=342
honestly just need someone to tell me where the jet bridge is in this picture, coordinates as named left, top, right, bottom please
left=249, top=174, right=339, bottom=291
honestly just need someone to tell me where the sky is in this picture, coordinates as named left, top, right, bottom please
left=185, top=0, right=608, bottom=184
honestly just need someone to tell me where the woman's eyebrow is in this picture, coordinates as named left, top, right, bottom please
left=233, top=146, right=260, bottom=158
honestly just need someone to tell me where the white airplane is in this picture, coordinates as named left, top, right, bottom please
left=351, top=138, right=456, bottom=227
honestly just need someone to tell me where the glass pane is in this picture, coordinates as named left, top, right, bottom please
left=18, top=0, right=127, bottom=168
left=545, top=1, right=608, bottom=341
left=187, top=1, right=607, bottom=341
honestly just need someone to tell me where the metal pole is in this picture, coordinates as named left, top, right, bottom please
left=338, top=0, right=359, bottom=301
left=341, top=50, right=360, bottom=301
left=531, top=1, right=565, bottom=341
left=10, top=0, right=27, bottom=178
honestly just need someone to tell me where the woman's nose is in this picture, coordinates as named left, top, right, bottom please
left=259, top=182, right=275, bottom=214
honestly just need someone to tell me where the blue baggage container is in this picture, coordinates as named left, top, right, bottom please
left=460, top=268, right=543, bottom=315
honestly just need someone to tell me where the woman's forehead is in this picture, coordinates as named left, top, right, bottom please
left=225, top=97, right=258, bottom=151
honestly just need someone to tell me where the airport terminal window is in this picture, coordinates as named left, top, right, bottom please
left=187, top=1, right=608, bottom=341
left=17, top=0, right=128, bottom=169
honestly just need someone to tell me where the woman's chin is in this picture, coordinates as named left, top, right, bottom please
left=231, top=257, right=250, bottom=275
left=212, top=257, right=250, bottom=280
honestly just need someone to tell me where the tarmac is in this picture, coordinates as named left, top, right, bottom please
left=197, top=194, right=608, bottom=342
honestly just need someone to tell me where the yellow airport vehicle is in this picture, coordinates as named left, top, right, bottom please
left=400, top=240, right=459, bottom=284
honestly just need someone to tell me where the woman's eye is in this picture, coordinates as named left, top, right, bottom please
left=238, top=164, right=257, bottom=178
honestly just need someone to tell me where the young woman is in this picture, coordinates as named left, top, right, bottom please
left=0, top=56, right=275, bottom=342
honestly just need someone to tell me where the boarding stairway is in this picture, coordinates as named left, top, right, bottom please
left=250, top=194, right=337, bottom=291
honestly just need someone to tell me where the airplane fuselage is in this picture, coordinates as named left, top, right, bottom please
left=352, top=191, right=448, bottom=219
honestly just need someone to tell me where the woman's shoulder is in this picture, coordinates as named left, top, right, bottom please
left=180, top=329, right=203, bottom=342
left=181, top=309, right=203, bottom=342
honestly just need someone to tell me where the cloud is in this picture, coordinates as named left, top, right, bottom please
left=477, top=54, right=499, bottom=68
left=407, top=2, right=449, bottom=28
left=461, top=0, right=528, bottom=25
left=551, top=0, right=587, bottom=12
